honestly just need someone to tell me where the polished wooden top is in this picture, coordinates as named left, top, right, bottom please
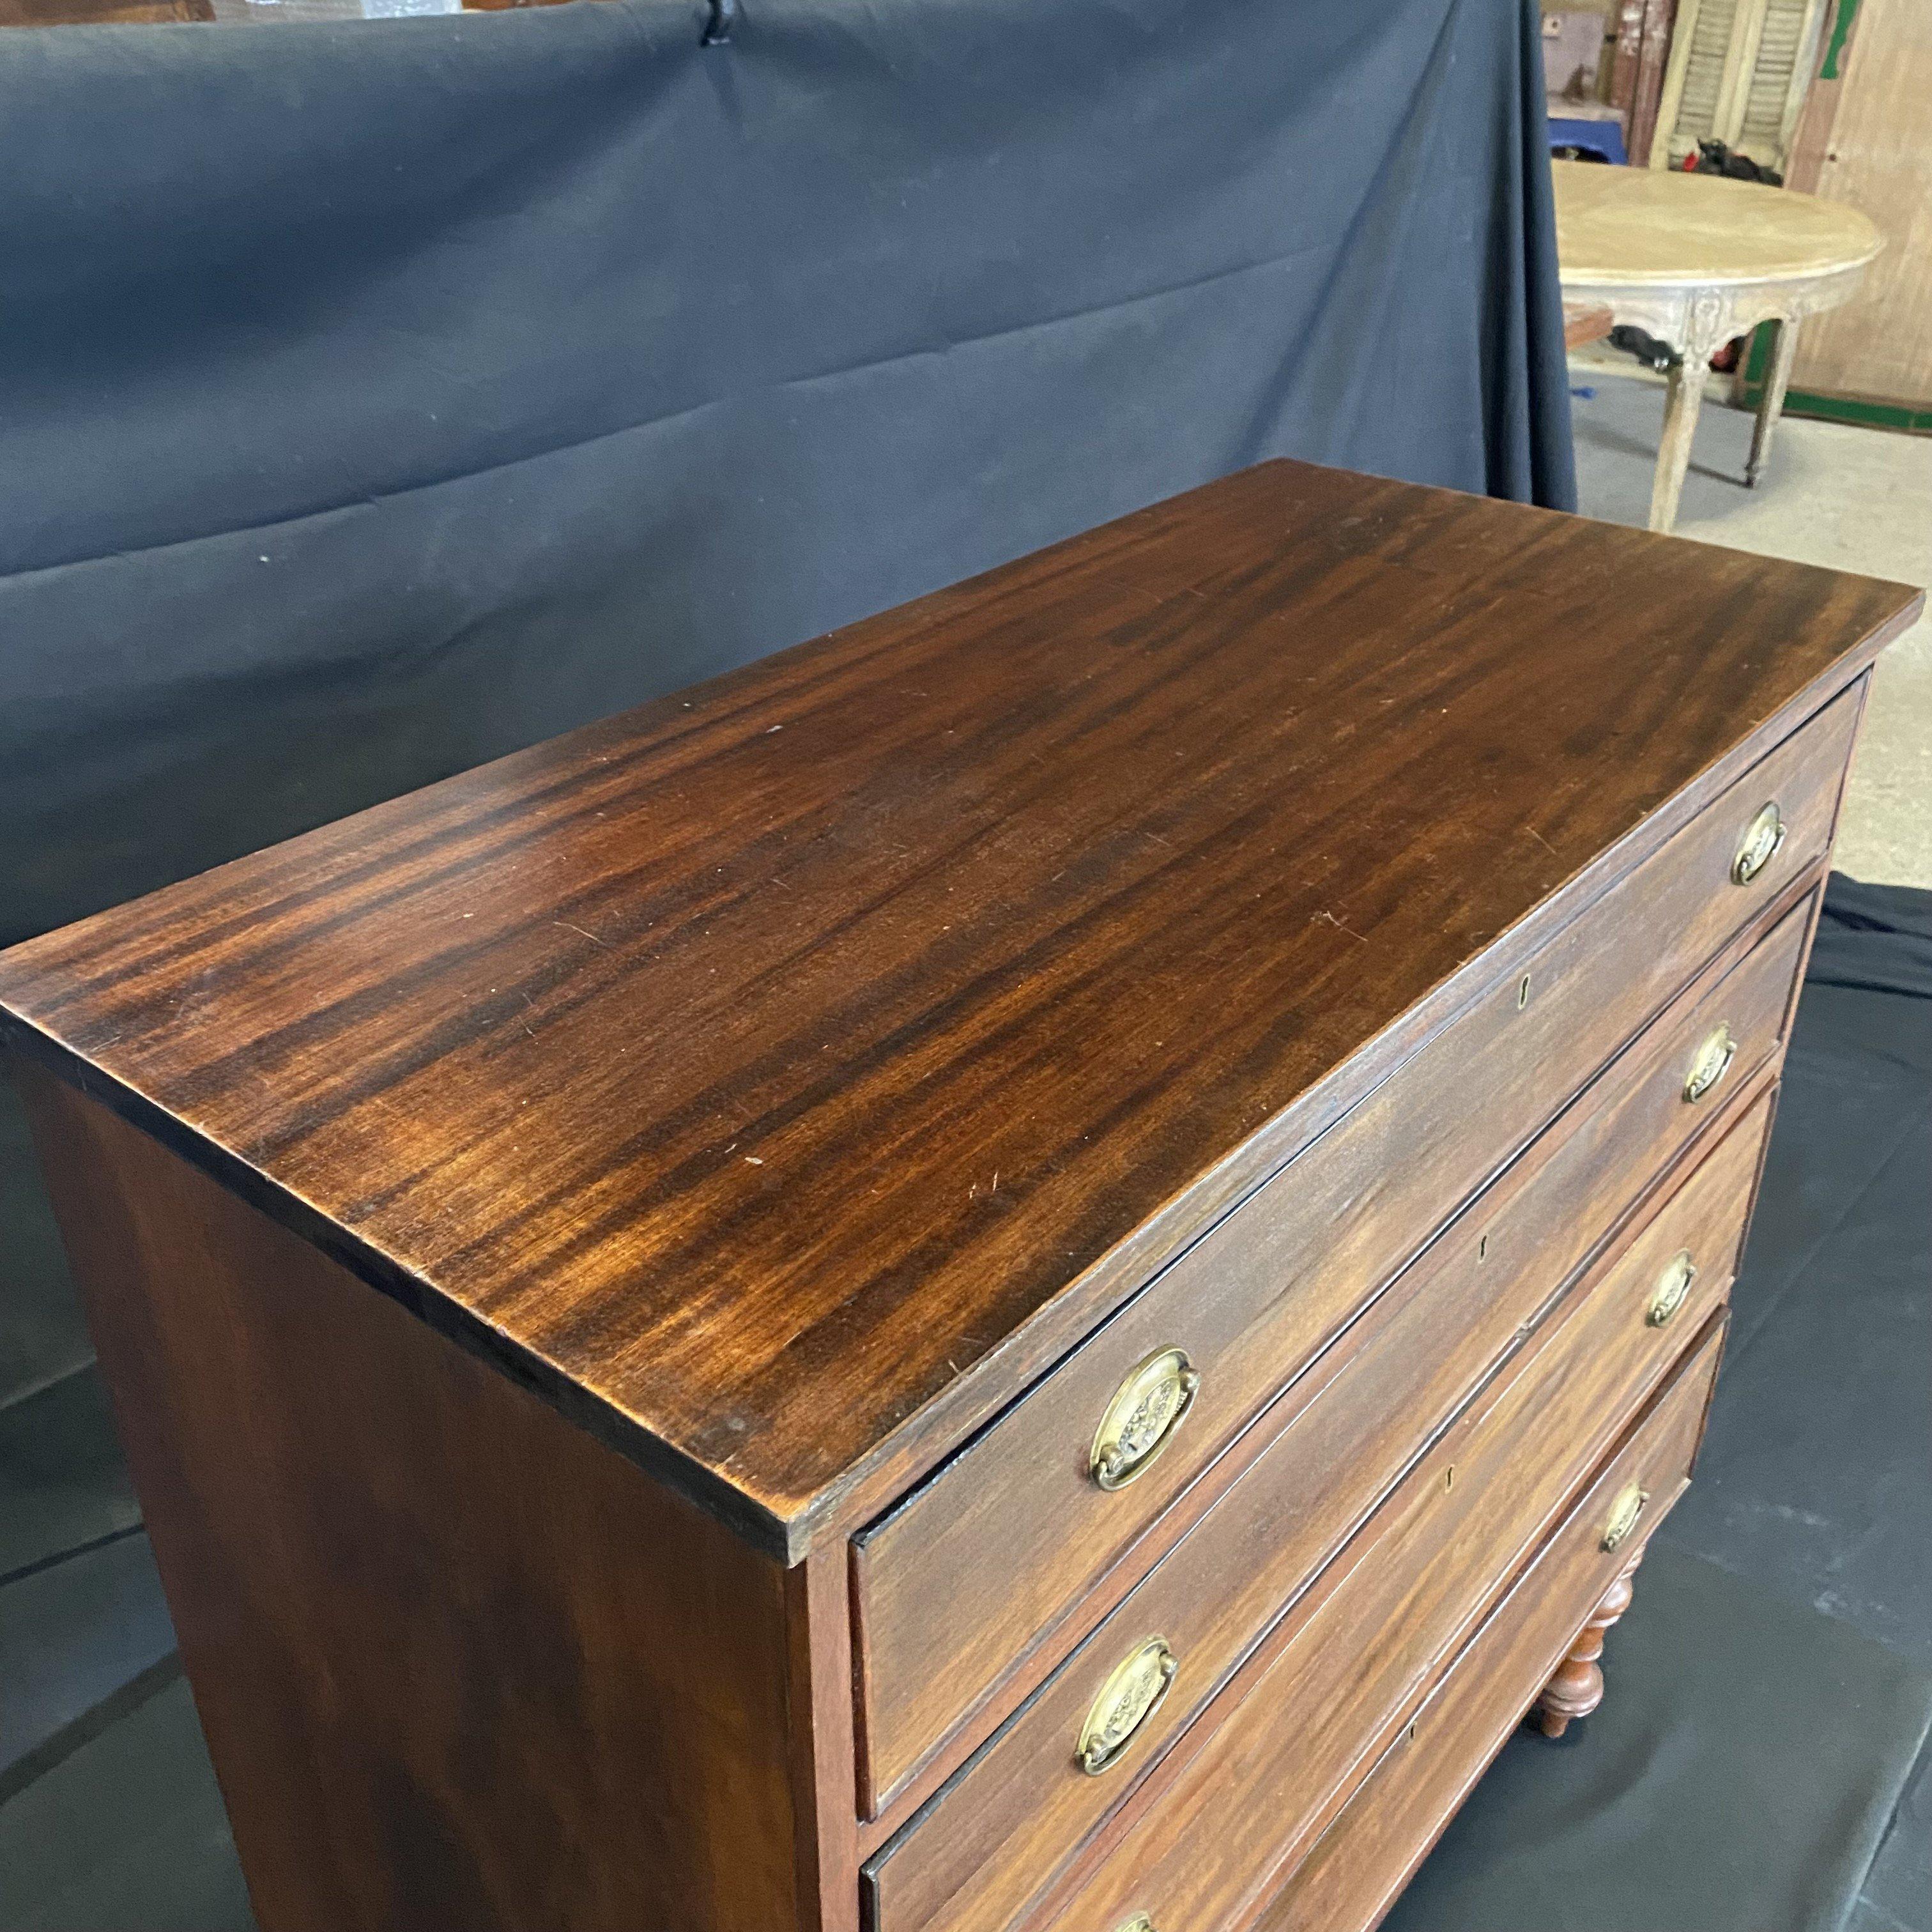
left=0, top=461, right=1917, bottom=1556
left=1554, top=157, right=1882, bottom=285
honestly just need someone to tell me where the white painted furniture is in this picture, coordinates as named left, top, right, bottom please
left=1554, top=159, right=1882, bottom=531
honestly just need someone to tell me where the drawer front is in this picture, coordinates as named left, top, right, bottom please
left=864, top=1084, right=1771, bottom=1932
left=857, top=684, right=1843, bottom=1816
left=1254, top=1354, right=1721, bottom=1932
left=1030, top=1316, right=1725, bottom=1932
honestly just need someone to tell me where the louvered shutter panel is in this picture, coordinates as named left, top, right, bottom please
left=1671, top=0, right=1743, bottom=158
left=1653, top=0, right=1827, bottom=167
left=1737, top=0, right=1818, bottom=162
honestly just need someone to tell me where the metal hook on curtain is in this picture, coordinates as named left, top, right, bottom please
left=702, top=0, right=737, bottom=45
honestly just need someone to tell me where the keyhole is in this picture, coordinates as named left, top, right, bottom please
left=1517, top=973, right=1532, bottom=1011
left=1445, top=1464, right=1455, bottom=1492
left=1478, top=1233, right=1489, bottom=1261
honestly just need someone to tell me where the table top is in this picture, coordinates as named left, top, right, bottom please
left=1554, top=158, right=1883, bottom=287
left=0, top=461, right=1917, bottom=1556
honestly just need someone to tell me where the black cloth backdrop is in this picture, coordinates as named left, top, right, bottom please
left=0, top=0, right=1572, bottom=958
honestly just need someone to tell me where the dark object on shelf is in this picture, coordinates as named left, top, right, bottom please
left=1611, top=323, right=1679, bottom=371
left=702, top=0, right=735, bottom=45
left=1685, top=137, right=1784, bottom=187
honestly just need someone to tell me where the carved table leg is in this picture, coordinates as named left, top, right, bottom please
left=1746, top=315, right=1800, bottom=489
left=1533, top=1551, right=1644, bottom=1739
left=1650, top=354, right=1710, bottom=534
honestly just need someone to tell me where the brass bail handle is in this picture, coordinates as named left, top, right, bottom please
left=1646, top=1250, right=1698, bottom=1328
left=1601, top=1482, right=1649, bottom=1554
left=1077, top=1636, right=1180, bottom=1775
left=1091, top=1347, right=1201, bottom=1491
left=1733, top=802, right=1786, bottom=886
left=1683, top=1023, right=1736, bottom=1104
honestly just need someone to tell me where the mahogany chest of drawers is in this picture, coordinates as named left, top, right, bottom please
left=1, top=461, right=1919, bottom=1932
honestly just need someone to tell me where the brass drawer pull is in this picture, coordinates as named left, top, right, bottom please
left=1683, top=1023, right=1736, bottom=1103
left=1600, top=1482, right=1649, bottom=1554
left=1646, top=1250, right=1697, bottom=1328
left=1077, top=1636, right=1179, bottom=1775
left=1732, top=802, right=1786, bottom=885
left=1091, top=1348, right=1200, bottom=1491
left=1116, top=1919, right=1157, bottom=1932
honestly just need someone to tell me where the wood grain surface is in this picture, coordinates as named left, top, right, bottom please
left=850, top=864, right=1807, bottom=1846
left=863, top=1080, right=1772, bottom=1932
left=1020, top=1318, right=1727, bottom=1932
left=0, top=460, right=1917, bottom=1556
left=1252, top=1392, right=1705, bottom=1930
left=17, top=1064, right=809, bottom=1932
left=851, top=748, right=1834, bottom=1811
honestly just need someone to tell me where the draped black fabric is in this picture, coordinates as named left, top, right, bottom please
left=0, top=0, right=1572, bottom=957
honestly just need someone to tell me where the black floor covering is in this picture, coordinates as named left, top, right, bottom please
left=1383, top=1541, right=1931, bottom=1932
left=1390, top=877, right=1932, bottom=1931
left=1, top=876, right=1927, bottom=1930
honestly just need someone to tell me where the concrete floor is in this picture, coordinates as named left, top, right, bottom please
left=1570, top=360, right=1931, bottom=888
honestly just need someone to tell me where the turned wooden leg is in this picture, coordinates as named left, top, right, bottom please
left=1533, top=1551, right=1644, bottom=1739
left=1746, top=316, right=1800, bottom=489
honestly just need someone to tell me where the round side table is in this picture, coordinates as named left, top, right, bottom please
left=1553, top=159, right=1882, bottom=532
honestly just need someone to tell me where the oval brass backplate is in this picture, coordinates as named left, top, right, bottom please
left=1077, top=1636, right=1179, bottom=1775
left=1115, top=1919, right=1156, bottom=1932
left=1091, top=1347, right=1200, bottom=1491
left=1732, top=802, right=1786, bottom=886
left=1600, top=1482, right=1649, bottom=1554
left=1646, top=1250, right=1697, bottom=1328
left=1683, top=1023, right=1736, bottom=1104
